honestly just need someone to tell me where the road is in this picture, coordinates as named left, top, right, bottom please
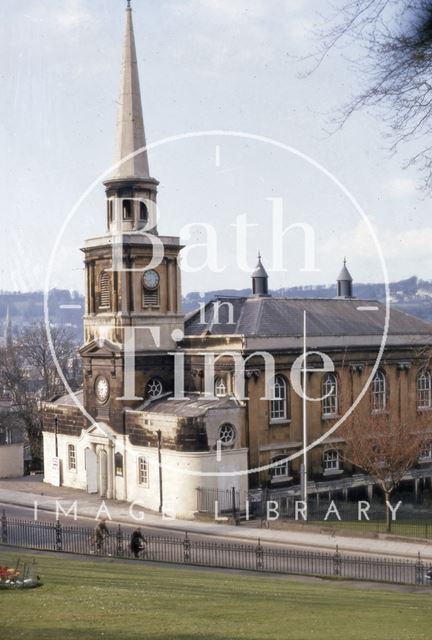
left=1, top=501, right=429, bottom=586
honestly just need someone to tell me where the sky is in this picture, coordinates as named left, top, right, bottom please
left=1, top=0, right=431, bottom=295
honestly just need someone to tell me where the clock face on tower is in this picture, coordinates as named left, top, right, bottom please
left=143, top=269, right=160, bottom=290
left=95, top=375, right=110, bottom=404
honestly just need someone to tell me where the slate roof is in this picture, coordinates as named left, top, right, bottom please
left=185, top=296, right=432, bottom=340
left=137, top=393, right=240, bottom=417
left=47, top=390, right=84, bottom=406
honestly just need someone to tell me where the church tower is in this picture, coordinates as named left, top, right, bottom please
left=81, top=1, right=184, bottom=426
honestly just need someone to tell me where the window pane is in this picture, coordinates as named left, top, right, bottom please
left=322, top=374, right=337, bottom=416
left=271, top=376, right=287, bottom=420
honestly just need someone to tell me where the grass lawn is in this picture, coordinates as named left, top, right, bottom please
left=0, top=550, right=431, bottom=640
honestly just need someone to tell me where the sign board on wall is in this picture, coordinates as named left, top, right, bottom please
left=51, top=457, right=60, bottom=487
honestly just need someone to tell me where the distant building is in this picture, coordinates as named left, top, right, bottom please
left=42, top=3, right=432, bottom=517
left=0, top=400, right=25, bottom=478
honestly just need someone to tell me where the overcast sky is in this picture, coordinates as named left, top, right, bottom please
left=1, top=0, right=431, bottom=295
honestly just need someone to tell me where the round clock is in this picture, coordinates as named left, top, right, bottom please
left=143, top=269, right=160, bottom=290
left=95, top=375, right=109, bottom=404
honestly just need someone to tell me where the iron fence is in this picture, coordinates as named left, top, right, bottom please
left=0, top=510, right=431, bottom=586
left=197, top=487, right=432, bottom=539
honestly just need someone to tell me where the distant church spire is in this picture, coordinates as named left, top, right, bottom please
left=112, top=0, right=150, bottom=179
left=336, top=258, right=353, bottom=298
left=251, top=252, right=269, bottom=297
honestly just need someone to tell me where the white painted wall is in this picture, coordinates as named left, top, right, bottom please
left=43, top=432, right=86, bottom=491
left=125, top=442, right=248, bottom=518
left=43, top=429, right=248, bottom=519
left=0, top=443, right=24, bottom=478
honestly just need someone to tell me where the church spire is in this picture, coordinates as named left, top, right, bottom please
left=112, top=1, right=150, bottom=179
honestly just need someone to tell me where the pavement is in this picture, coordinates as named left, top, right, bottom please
left=1, top=476, right=432, bottom=561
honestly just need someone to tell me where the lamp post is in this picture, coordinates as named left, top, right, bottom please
left=54, top=415, right=59, bottom=458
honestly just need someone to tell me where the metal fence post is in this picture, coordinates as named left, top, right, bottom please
left=333, top=544, right=342, bottom=577
left=183, top=532, right=191, bottom=563
left=55, top=520, right=63, bottom=552
left=1, top=509, right=7, bottom=544
left=256, top=538, right=264, bottom=570
left=116, top=524, right=123, bottom=557
left=415, top=552, right=424, bottom=585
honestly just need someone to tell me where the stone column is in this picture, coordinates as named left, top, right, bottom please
left=89, top=261, right=96, bottom=314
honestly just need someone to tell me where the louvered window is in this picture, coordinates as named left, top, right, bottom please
left=99, top=272, right=111, bottom=309
left=143, top=287, right=159, bottom=307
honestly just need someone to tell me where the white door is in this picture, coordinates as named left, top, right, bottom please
left=85, top=448, right=98, bottom=494
left=99, top=449, right=108, bottom=497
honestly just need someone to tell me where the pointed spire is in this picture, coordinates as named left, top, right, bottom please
left=251, top=252, right=269, bottom=297
left=336, top=258, right=353, bottom=298
left=112, top=1, right=150, bottom=179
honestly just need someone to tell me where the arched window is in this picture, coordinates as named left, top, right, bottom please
left=322, top=373, right=338, bottom=417
left=371, top=370, right=386, bottom=413
left=417, top=370, right=432, bottom=410
left=139, top=201, right=148, bottom=221
left=122, top=199, right=132, bottom=220
left=323, top=449, right=341, bottom=473
left=99, top=271, right=111, bottom=309
left=270, top=375, right=288, bottom=421
left=115, top=452, right=123, bottom=477
left=214, top=377, right=227, bottom=397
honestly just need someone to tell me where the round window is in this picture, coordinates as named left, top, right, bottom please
left=146, top=378, right=163, bottom=399
left=218, top=423, right=236, bottom=446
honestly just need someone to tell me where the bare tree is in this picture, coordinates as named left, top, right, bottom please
left=0, top=323, right=81, bottom=466
left=307, top=0, right=432, bottom=190
left=20, top=322, right=80, bottom=399
left=340, top=405, right=429, bottom=531
left=0, top=342, right=42, bottom=464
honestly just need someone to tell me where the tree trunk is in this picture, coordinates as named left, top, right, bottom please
left=385, top=490, right=392, bottom=533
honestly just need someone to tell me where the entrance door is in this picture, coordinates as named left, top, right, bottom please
left=85, top=448, right=98, bottom=494
left=99, top=449, right=108, bottom=497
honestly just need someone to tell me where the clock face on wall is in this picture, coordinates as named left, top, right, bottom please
left=143, top=269, right=160, bottom=290
left=95, top=375, right=110, bottom=404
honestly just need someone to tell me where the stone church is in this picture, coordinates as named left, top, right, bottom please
left=42, top=3, right=432, bottom=517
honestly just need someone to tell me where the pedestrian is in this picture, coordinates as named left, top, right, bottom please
left=130, top=527, right=146, bottom=558
left=95, top=517, right=110, bottom=551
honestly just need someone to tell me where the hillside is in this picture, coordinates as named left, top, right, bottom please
left=1, top=276, right=432, bottom=339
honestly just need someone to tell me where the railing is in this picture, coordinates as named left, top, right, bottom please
left=197, top=488, right=432, bottom=539
left=196, top=486, right=242, bottom=518
left=0, top=510, right=430, bottom=586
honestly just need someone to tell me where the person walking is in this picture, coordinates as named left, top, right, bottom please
left=130, top=527, right=146, bottom=558
left=94, top=518, right=110, bottom=551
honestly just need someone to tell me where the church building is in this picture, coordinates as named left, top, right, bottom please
left=42, top=3, right=432, bottom=518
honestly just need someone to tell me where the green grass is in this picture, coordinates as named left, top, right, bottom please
left=0, top=551, right=431, bottom=640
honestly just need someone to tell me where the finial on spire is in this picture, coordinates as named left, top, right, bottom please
left=127, top=0, right=131, bottom=9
